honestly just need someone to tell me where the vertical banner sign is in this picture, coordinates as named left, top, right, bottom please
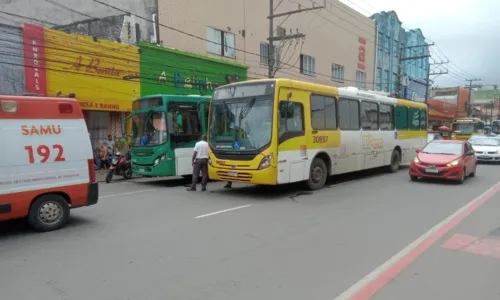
left=358, top=37, right=366, bottom=70
left=22, top=23, right=47, bottom=96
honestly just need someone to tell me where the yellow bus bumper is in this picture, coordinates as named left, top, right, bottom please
left=208, top=166, right=278, bottom=185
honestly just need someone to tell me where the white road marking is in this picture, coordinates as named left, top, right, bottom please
left=333, top=180, right=500, bottom=300
left=99, top=189, right=157, bottom=199
left=195, top=204, right=252, bottom=219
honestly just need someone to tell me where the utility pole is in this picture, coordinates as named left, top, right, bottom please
left=397, top=43, right=433, bottom=99
left=267, top=0, right=324, bottom=78
left=465, top=78, right=481, bottom=117
left=424, top=60, right=449, bottom=104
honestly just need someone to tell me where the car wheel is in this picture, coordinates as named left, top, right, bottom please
left=28, top=194, right=70, bottom=232
left=410, top=175, right=418, bottom=181
left=458, top=168, right=466, bottom=184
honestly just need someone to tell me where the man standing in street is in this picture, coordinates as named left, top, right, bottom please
left=186, top=135, right=209, bottom=192
left=105, top=134, right=116, bottom=153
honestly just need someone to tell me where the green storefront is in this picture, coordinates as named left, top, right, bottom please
left=139, top=43, right=248, bottom=96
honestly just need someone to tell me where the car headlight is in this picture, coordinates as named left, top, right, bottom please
left=446, top=159, right=460, bottom=167
left=154, top=154, right=167, bottom=166
left=258, top=153, right=273, bottom=170
left=413, top=157, right=420, bottom=164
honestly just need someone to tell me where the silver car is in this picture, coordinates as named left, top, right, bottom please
left=470, top=137, right=500, bottom=163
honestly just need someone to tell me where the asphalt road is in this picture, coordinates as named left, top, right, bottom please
left=1, top=164, right=500, bottom=300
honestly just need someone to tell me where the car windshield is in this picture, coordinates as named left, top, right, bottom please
left=422, top=142, right=463, bottom=155
left=209, top=97, right=273, bottom=151
left=471, top=138, right=500, bottom=146
left=452, top=123, right=474, bottom=134
left=131, top=111, right=168, bottom=146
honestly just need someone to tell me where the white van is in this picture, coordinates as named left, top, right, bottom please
left=0, top=95, right=98, bottom=231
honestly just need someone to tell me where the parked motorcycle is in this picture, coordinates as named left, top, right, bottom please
left=105, top=152, right=132, bottom=183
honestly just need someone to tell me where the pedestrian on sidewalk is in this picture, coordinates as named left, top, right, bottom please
left=186, top=135, right=209, bottom=192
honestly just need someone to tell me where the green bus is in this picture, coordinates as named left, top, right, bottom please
left=125, top=94, right=211, bottom=178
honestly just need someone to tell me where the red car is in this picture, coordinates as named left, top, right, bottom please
left=409, top=140, right=477, bottom=184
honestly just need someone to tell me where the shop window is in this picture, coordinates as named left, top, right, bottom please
left=167, top=102, right=201, bottom=147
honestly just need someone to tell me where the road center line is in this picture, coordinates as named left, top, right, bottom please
left=99, top=189, right=157, bottom=199
left=195, top=204, right=252, bottom=219
left=333, top=180, right=500, bottom=300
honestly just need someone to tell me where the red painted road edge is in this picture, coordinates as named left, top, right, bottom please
left=351, top=185, right=500, bottom=300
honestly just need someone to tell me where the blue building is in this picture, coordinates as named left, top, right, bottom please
left=402, top=29, right=430, bottom=101
left=371, top=11, right=430, bottom=100
left=371, top=11, right=405, bottom=93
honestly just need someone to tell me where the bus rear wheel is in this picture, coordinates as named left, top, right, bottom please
left=307, top=158, right=327, bottom=190
left=387, top=149, right=401, bottom=173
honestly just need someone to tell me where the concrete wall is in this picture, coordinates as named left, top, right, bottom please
left=0, top=0, right=156, bottom=43
left=0, top=24, right=25, bottom=94
left=157, top=0, right=376, bottom=89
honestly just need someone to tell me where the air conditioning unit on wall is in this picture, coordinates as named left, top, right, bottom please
left=401, top=76, right=409, bottom=87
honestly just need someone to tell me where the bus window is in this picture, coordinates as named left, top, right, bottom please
left=395, top=106, right=408, bottom=129
left=379, top=104, right=394, bottom=130
left=310, top=94, right=337, bottom=130
left=408, top=107, right=421, bottom=130
left=279, top=101, right=304, bottom=143
left=167, top=102, right=201, bottom=147
left=420, top=109, right=427, bottom=130
left=339, top=98, right=360, bottom=130
left=361, top=101, right=378, bottom=130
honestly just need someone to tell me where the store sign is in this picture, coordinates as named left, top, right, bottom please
left=22, top=24, right=47, bottom=95
left=157, top=71, right=242, bottom=95
left=43, top=28, right=140, bottom=112
left=358, top=37, right=366, bottom=70
left=403, top=80, right=426, bottom=102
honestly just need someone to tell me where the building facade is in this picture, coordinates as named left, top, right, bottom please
left=0, top=0, right=157, bottom=44
left=156, top=0, right=376, bottom=89
left=0, top=24, right=25, bottom=95
left=371, top=11, right=404, bottom=93
left=430, top=87, right=471, bottom=118
left=402, top=29, right=429, bottom=102
left=371, top=11, right=430, bottom=99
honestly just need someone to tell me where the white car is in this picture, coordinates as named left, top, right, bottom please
left=470, top=137, right=500, bottom=163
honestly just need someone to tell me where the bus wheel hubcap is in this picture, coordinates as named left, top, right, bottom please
left=39, top=202, right=63, bottom=224
left=312, top=166, right=323, bottom=183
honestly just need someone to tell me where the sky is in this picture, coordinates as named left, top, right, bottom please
left=340, top=0, right=500, bottom=88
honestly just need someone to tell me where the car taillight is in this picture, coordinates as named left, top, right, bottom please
left=88, top=159, right=96, bottom=182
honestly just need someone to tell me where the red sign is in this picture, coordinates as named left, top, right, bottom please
left=357, top=37, right=366, bottom=70
left=22, top=24, right=47, bottom=96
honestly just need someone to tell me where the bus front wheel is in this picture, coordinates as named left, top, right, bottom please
left=307, top=158, right=327, bottom=190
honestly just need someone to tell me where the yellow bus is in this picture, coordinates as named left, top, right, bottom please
left=207, top=79, right=427, bottom=190
left=451, top=117, right=485, bottom=140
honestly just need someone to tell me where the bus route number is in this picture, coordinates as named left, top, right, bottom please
left=25, top=144, right=66, bottom=164
left=313, top=136, right=328, bottom=144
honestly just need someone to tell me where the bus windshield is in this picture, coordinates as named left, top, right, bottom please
left=209, top=97, right=273, bottom=151
left=452, top=123, right=475, bottom=134
left=131, top=111, right=168, bottom=146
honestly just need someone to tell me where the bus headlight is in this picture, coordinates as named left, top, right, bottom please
left=208, top=158, right=213, bottom=166
left=154, top=154, right=167, bottom=166
left=258, top=153, right=273, bottom=170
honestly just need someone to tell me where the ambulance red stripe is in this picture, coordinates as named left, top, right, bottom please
left=0, top=96, right=84, bottom=119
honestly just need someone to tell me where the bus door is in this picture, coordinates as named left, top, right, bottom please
left=197, top=98, right=211, bottom=134
left=277, top=89, right=307, bottom=184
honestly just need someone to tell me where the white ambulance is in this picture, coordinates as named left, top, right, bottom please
left=0, top=95, right=98, bottom=232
